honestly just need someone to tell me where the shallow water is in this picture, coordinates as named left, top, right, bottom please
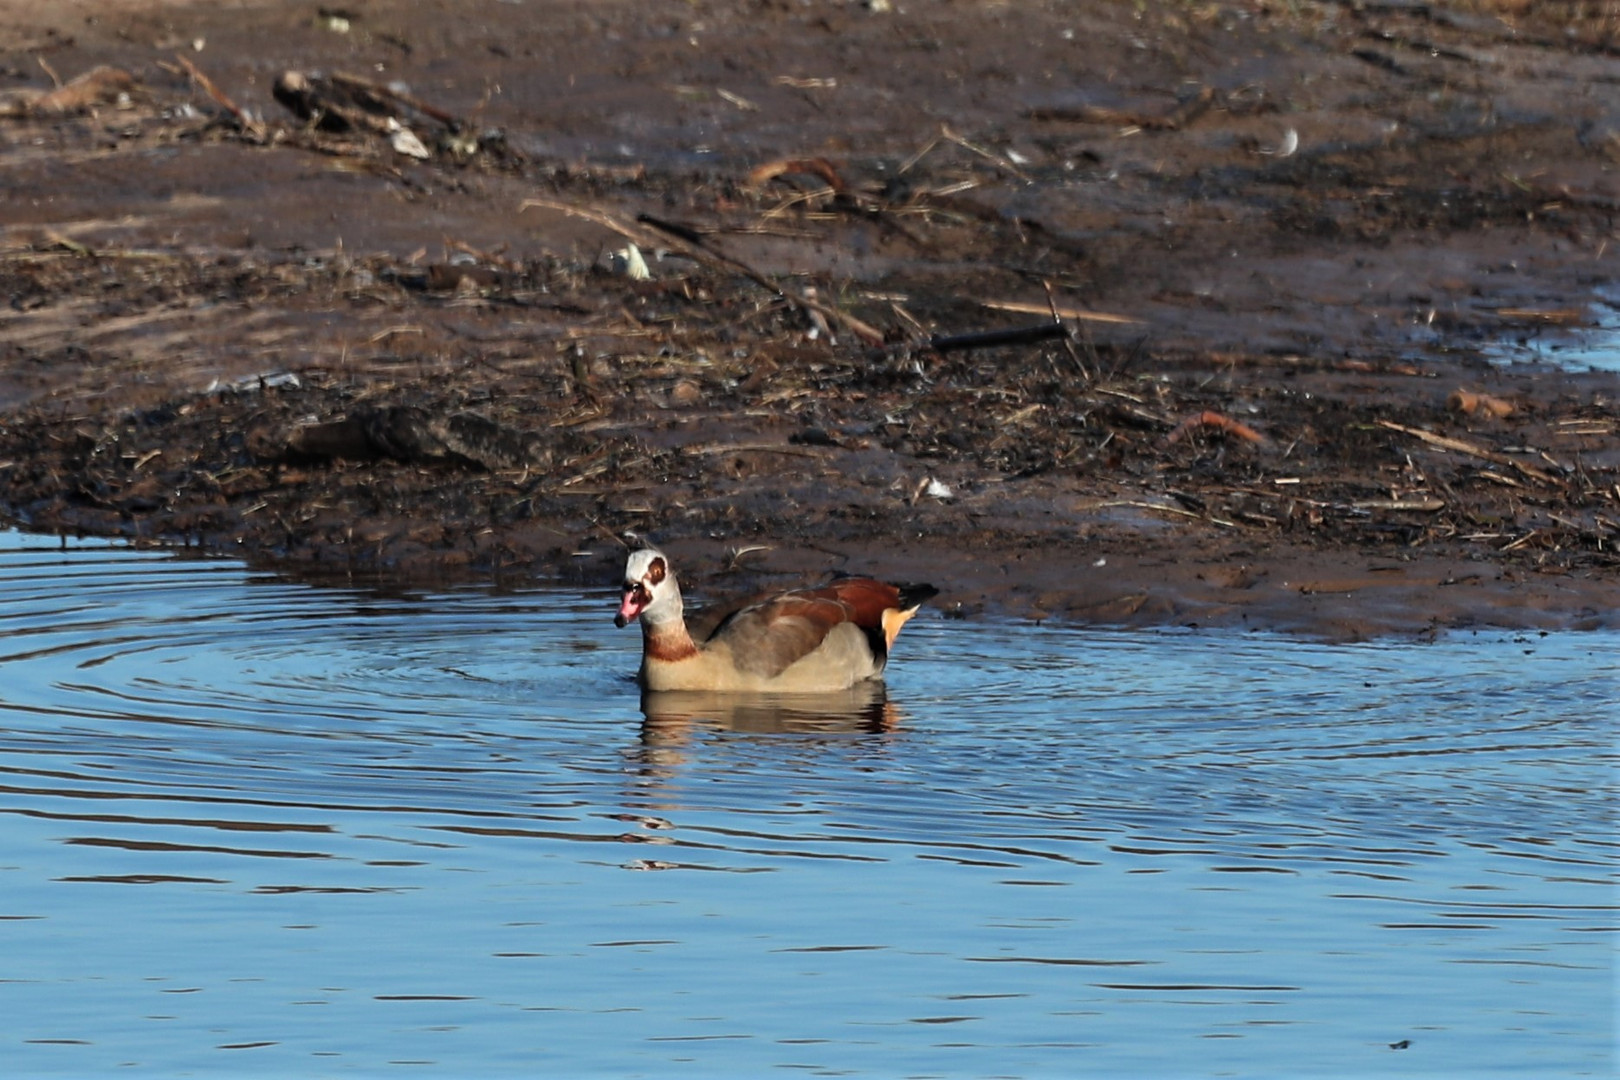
left=1487, top=284, right=1620, bottom=372
left=0, top=531, right=1614, bottom=1078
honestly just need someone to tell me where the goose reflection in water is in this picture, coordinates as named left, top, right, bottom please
left=633, top=683, right=903, bottom=764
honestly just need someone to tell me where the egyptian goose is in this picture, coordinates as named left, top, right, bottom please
left=613, top=547, right=938, bottom=693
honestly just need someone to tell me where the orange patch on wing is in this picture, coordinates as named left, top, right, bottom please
left=880, top=606, right=918, bottom=650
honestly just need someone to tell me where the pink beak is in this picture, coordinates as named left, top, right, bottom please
left=615, top=589, right=646, bottom=628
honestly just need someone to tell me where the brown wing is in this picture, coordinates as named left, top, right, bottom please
left=806, top=578, right=937, bottom=651
left=712, top=578, right=928, bottom=678
left=702, top=576, right=937, bottom=679
left=809, top=578, right=904, bottom=628
left=685, top=589, right=775, bottom=644
left=715, top=593, right=860, bottom=678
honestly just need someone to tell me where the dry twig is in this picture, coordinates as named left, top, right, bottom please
left=979, top=298, right=1140, bottom=325
left=1026, top=87, right=1215, bottom=132
left=175, top=55, right=265, bottom=139
left=1376, top=420, right=1557, bottom=485
left=1166, top=411, right=1267, bottom=446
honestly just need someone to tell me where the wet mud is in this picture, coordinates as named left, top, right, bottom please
left=1, top=0, right=1617, bottom=637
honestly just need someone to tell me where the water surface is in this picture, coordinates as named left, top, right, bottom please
left=0, top=531, right=1613, bottom=1077
left=1486, top=284, right=1620, bottom=372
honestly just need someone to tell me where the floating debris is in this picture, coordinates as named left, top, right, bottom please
left=611, top=243, right=651, bottom=280
left=203, top=372, right=303, bottom=395
left=1448, top=390, right=1515, bottom=419
left=388, top=120, right=430, bottom=159
left=1260, top=127, right=1299, bottom=157
left=2, top=66, right=136, bottom=118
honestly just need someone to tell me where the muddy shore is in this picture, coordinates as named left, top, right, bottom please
left=1, top=0, right=1616, bottom=638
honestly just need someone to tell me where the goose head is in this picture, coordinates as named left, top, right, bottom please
left=614, top=547, right=683, bottom=629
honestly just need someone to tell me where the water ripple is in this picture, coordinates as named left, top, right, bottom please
left=0, top=531, right=1613, bottom=1076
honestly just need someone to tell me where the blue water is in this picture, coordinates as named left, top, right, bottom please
left=0, top=530, right=1613, bottom=1077
left=1487, top=284, right=1620, bottom=372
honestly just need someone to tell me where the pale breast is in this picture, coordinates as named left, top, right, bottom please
left=640, top=624, right=883, bottom=693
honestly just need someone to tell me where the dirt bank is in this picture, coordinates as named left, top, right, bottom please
left=1, top=0, right=1616, bottom=638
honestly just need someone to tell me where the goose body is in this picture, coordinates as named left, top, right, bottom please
left=614, top=548, right=937, bottom=693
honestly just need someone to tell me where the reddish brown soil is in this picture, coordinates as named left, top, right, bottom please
left=1, top=0, right=1617, bottom=638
